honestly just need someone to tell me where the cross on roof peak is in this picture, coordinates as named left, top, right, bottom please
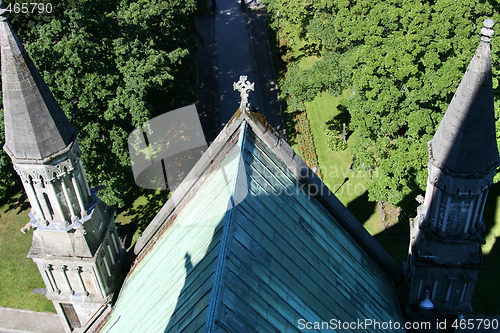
left=233, top=75, right=254, bottom=111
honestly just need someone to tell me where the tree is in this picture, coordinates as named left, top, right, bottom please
left=0, top=0, right=200, bottom=206
left=269, top=0, right=500, bottom=207
left=263, top=0, right=322, bottom=47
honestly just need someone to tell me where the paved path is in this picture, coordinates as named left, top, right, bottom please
left=196, top=5, right=218, bottom=144
left=0, top=307, right=64, bottom=333
left=247, top=4, right=285, bottom=137
left=213, top=0, right=258, bottom=128
left=196, top=0, right=285, bottom=141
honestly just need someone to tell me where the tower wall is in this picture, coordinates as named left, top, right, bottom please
left=21, top=145, right=123, bottom=331
left=0, top=13, right=124, bottom=331
left=406, top=20, right=499, bottom=315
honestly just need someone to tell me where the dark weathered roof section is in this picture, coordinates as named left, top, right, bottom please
left=429, top=20, right=499, bottom=175
left=0, top=16, right=76, bottom=162
left=212, top=127, right=404, bottom=332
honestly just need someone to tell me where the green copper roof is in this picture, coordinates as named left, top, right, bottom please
left=99, top=119, right=404, bottom=332
left=100, top=131, right=243, bottom=333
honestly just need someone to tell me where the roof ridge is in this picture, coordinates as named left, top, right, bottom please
left=205, top=121, right=248, bottom=331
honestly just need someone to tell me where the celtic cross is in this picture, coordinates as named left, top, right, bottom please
left=233, top=75, right=254, bottom=111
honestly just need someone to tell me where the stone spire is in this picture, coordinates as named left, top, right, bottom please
left=429, top=19, right=499, bottom=176
left=0, top=9, right=123, bottom=330
left=0, top=10, right=77, bottom=162
left=406, top=19, right=499, bottom=316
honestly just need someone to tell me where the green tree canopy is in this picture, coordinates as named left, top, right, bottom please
left=1, top=0, right=200, bottom=206
left=267, top=0, right=500, bottom=207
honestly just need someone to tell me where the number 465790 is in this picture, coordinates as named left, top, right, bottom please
left=5, top=3, right=53, bottom=14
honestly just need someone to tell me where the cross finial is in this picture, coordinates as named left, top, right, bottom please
left=233, top=75, right=254, bottom=111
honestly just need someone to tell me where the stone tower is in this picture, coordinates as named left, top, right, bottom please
left=0, top=12, right=122, bottom=332
left=407, top=19, right=499, bottom=314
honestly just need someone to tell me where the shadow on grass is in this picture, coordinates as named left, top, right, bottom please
left=389, top=183, right=500, bottom=315
left=474, top=236, right=500, bottom=315
left=115, top=187, right=170, bottom=250
left=372, top=221, right=409, bottom=268
left=341, top=188, right=408, bottom=266
left=346, top=190, right=375, bottom=225
left=482, top=182, right=500, bottom=238
left=473, top=182, right=500, bottom=315
left=0, top=182, right=30, bottom=215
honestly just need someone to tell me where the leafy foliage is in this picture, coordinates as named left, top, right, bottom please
left=276, top=24, right=322, bottom=177
left=266, top=0, right=500, bottom=206
left=295, top=108, right=321, bottom=175
left=264, top=0, right=318, bottom=47
left=1, top=0, right=199, bottom=206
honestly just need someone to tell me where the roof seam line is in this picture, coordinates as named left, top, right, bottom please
left=204, top=121, right=247, bottom=332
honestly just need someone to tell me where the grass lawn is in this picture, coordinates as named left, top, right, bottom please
left=305, top=92, right=390, bottom=241
left=114, top=189, right=170, bottom=251
left=271, top=26, right=404, bottom=261
left=0, top=189, right=54, bottom=313
left=0, top=183, right=168, bottom=313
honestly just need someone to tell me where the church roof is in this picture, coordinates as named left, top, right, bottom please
left=95, top=111, right=403, bottom=332
left=0, top=15, right=77, bottom=163
left=429, top=20, right=499, bottom=175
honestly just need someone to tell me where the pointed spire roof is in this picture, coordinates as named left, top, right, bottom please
left=429, top=19, right=499, bottom=175
left=0, top=12, right=77, bottom=163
